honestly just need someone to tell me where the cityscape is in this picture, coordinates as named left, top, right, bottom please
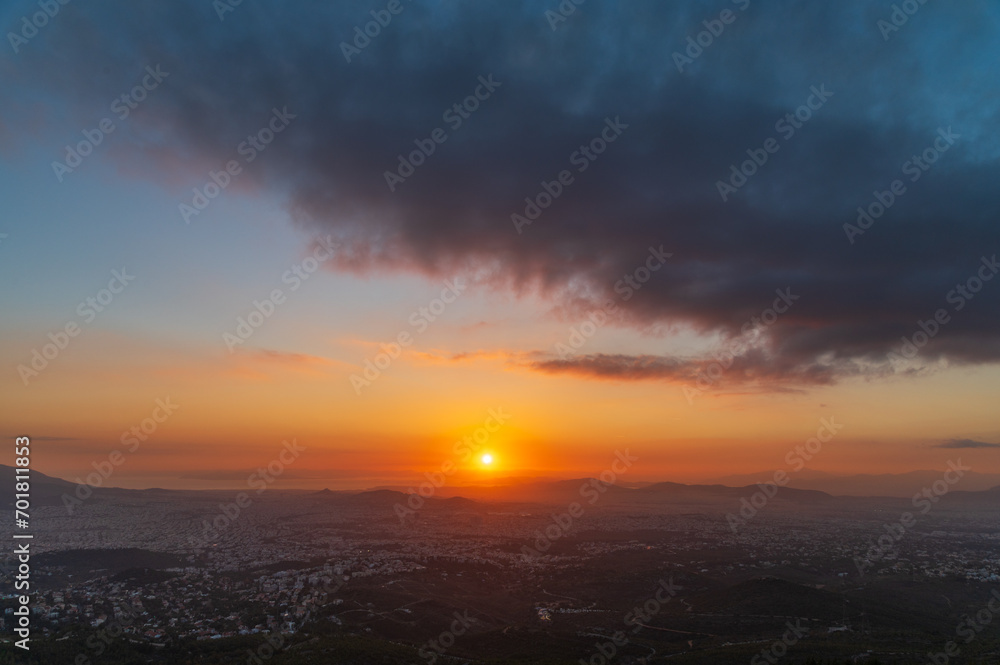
left=2, top=465, right=1000, bottom=662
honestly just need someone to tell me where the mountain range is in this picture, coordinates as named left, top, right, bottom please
left=3, top=465, right=998, bottom=510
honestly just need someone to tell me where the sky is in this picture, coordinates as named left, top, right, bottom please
left=1, top=0, right=999, bottom=490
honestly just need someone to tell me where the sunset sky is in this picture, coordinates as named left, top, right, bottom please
left=2, top=1, right=999, bottom=489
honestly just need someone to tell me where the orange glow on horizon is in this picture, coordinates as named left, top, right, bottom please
left=4, top=327, right=1000, bottom=489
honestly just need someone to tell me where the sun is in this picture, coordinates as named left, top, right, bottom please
left=481, top=453, right=493, bottom=465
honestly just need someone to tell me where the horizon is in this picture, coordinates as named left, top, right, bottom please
left=11, top=462, right=1000, bottom=497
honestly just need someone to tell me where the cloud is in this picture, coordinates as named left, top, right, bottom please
left=935, top=439, right=1000, bottom=449
left=411, top=348, right=514, bottom=365
left=6, top=0, right=1000, bottom=389
left=525, top=347, right=868, bottom=389
left=530, top=353, right=697, bottom=382
left=248, top=349, right=347, bottom=371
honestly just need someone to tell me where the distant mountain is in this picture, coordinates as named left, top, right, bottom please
left=337, top=489, right=409, bottom=506
left=0, top=464, right=77, bottom=507
left=422, top=477, right=834, bottom=509
left=707, top=468, right=1000, bottom=497
left=368, top=476, right=563, bottom=494
left=5, top=466, right=997, bottom=510
left=435, top=495, right=479, bottom=509
left=310, top=488, right=484, bottom=511
left=629, top=481, right=832, bottom=504
left=0, top=463, right=74, bottom=487
left=428, top=478, right=633, bottom=504
left=935, top=483, right=1000, bottom=505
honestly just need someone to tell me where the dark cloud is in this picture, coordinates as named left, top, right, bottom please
left=526, top=344, right=870, bottom=389
left=935, top=439, right=1000, bottom=449
left=5, top=0, right=1000, bottom=388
